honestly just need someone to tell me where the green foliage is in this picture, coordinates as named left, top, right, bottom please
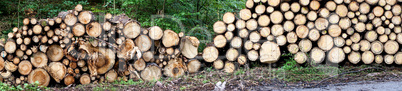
left=0, top=81, right=47, bottom=91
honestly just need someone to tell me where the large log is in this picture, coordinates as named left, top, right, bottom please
left=18, top=60, right=32, bottom=75
left=162, top=30, right=180, bottom=47
left=28, top=68, right=50, bottom=87
left=260, top=41, right=280, bottom=63
left=141, top=65, right=161, bottom=81
left=47, top=62, right=66, bottom=83
left=181, top=36, right=200, bottom=59
left=31, top=52, right=48, bottom=68
left=123, top=21, right=141, bottom=39
left=328, top=47, right=345, bottom=63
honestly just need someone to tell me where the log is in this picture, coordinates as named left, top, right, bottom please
left=64, top=13, right=77, bottom=26
left=163, top=58, right=186, bottom=78
left=239, top=9, right=252, bottom=20
left=384, top=55, right=394, bottom=64
left=281, top=3, right=290, bottom=11
left=78, top=11, right=93, bottom=24
left=162, top=30, right=180, bottom=47
left=287, top=32, right=298, bottom=44
left=359, top=40, right=371, bottom=51
left=375, top=55, right=383, bottom=64
left=271, top=25, right=284, bottom=36
left=135, top=35, right=152, bottom=51
left=318, top=35, right=334, bottom=51
left=259, top=27, right=270, bottom=37
left=214, top=35, right=227, bottom=48
left=348, top=51, right=361, bottom=64
left=5, top=61, right=17, bottom=72
left=307, top=11, right=317, bottom=21
left=362, top=51, right=374, bottom=64
left=47, top=62, right=66, bottom=83
left=328, top=47, right=345, bottom=63
left=247, top=50, right=259, bottom=61
left=296, top=25, right=309, bottom=38
left=237, top=54, right=247, bottom=65
left=294, top=14, right=306, bottom=25
left=47, top=45, right=64, bottom=62
left=28, top=68, right=50, bottom=87
left=0, top=57, right=4, bottom=71
left=226, top=48, right=239, bottom=62
left=310, top=47, right=325, bottom=63
left=294, top=52, right=307, bottom=64
left=384, top=40, right=399, bottom=54
left=239, top=29, right=249, bottom=38
left=339, top=18, right=351, bottom=29
left=64, top=75, right=75, bottom=86
left=18, top=60, right=32, bottom=75
left=351, top=43, right=360, bottom=51
left=246, top=0, right=254, bottom=9
left=236, top=20, right=246, bottom=29
left=276, top=35, right=287, bottom=46
left=284, top=11, right=295, bottom=20
left=223, top=12, right=235, bottom=24
left=5, top=40, right=16, bottom=54
left=244, top=41, right=253, bottom=50
left=328, top=25, right=341, bottom=37
left=223, top=62, right=235, bottom=73
left=246, top=19, right=258, bottom=30
left=250, top=31, right=261, bottom=43
left=283, top=21, right=295, bottom=32
left=86, top=22, right=102, bottom=37
left=260, top=41, right=280, bottom=63
left=288, top=44, right=299, bottom=54
left=80, top=73, right=91, bottom=84
left=270, top=11, right=283, bottom=24
left=365, top=30, right=378, bottom=42
left=230, top=37, right=242, bottom=49
left=141, top=64, right=162, bottom=81
left=187, top=59, right=201, bottom=73
left=299, top=39, right=312, bottom=52
left=0, top=71, right=11, bottom=79
left=73, top=23, right=85, bottom=36
left=258, top=15, right=270, bottom=27
left=181, top=36, right=199, bottom=59
left=105, top=70, right=117, bottom=82
left=309, top=29, right=320, bottom=41
left=359, top=3, right=370, bottom=14
left=134, top=59, right=146, bottom=71
left=31, top=52, right=48, bottom=68
left=213, top=59, right=224, bottom=70
left=334, top=37, right=345, bottom=47
left=395, top=52, right=402, bottom=65
left=202, top=46, right=218, bottom=63
left=148, top=26, right=163, bottom=40
left=123, top=21, right=141, bottom=39
left=225, top=32, right=233, bottom=40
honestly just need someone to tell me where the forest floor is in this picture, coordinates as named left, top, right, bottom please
left=50, top=65, right=402, bottom=91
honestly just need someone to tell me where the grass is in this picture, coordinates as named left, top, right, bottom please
left=0, top=81, right=48, bottom=91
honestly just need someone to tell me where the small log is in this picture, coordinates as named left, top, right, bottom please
left=28, top=68, right=50, bottom=87
left=276, top=35, right=287, bottom=46
left=395, top=52, right=402, bottom=65
left=18, top=60, right=32, bottom=76
left=283, top=21, right=295, bottom=32
left=284, top=11, right=295, bottom=20
left=134, top=59, right=146, bottom=71
left=80, top=73, right=91, bottom=84
left=247, top=50, right=259, bottom=61
left=294, top=14, right=306, bottom=25
left=236, top=20, right=246, bottom=29
left=123, top=21, right=141, bottom=39
left=384, top=55, right=394, bottom=64
left=294, top=52, right=307, bottom=64
left=291, top=2, right=301, bottom=12
left=359, top=3, right=370, bottom=14
left=64, top=13, right=77, bottom=26
left=225, top=32, right=233, bottom=40
left=250, top=31, right=261, bottom=42
left=309, top=29, right=320, bottom=41
left=64, top=75, right=75, bottom=86
left=375, top=55, right=383, bottom=64
left=365, top=30, right=378, bottom=42
left=310, top=0, right=320, bottom=10
left=5, top=61, right=17, bottom=72
left=244, top=41, right=253, bottom=50
left=307, top=11, right=318, bottom=21
left=334, top=37, right=345, bottom=47
left=287, top=32, right=298, bottom=44
left=164, top=58, right=186, bottom=78
left=246, top=0, right=254, bottom=9
left=231, top=37, right=242, bottom=49
left=281, top=3, right=290, bottom=11
left=223, top=62, right=235, bottom=73
left=328, top=25, right=341, bottom=37
left=288, top=44, right=299, bottom=54
left=359, top=40, right=371, bottom=51
left=339, top=18, right=351, bottom=29
left=213, top=59, right=224, bottom=70
left=239, top=29, right=249, bottom=38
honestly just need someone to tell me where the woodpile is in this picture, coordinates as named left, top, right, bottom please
left=0, top=5, right=201, bottom=86
left=203, top=0, right=402, bottom=73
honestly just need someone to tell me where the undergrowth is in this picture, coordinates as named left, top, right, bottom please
left=0, top=81, right=48, bottom=91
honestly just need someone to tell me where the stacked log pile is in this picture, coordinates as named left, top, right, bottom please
left=0, top=5, right=201, bottom=86
left=203, top=0, right=402, bottom=73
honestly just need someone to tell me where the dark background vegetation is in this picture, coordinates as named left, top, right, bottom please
left=0, top=0, right=246, bottom=49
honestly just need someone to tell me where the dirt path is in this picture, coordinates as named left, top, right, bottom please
left=286, top=80, right=402, bottom=91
